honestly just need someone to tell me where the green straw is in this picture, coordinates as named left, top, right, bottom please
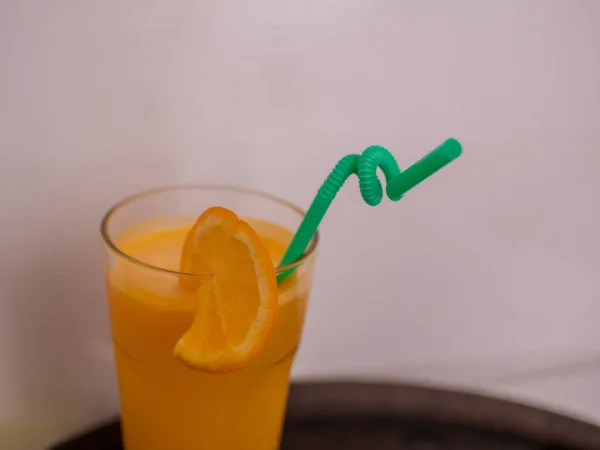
left=277, top=138, right=462, bottom=283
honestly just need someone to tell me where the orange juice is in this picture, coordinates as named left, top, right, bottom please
left=104, top=215, right=315, bottom=450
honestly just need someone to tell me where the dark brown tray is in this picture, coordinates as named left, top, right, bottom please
left=50, top=381, right=600, bottom=449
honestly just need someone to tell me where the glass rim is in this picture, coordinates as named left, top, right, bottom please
left=100, top=184, right=319, bottom=277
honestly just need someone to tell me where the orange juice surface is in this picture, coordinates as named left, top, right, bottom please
left=106, top=218, right=313, bottom=450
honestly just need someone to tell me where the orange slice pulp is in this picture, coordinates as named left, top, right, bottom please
left=174, top=207, right=278, bottom=373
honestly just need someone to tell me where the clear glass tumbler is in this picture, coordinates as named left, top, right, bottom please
left=100, top=186, right=318, bottom=450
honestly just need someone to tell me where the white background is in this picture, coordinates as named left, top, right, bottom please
left=1, top=1, right=600, bottom=449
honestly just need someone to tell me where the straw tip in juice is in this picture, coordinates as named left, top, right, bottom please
left=174, top=206, right=278, bottom=373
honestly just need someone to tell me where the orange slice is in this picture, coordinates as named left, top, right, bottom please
left=174, top=207, right=278, bottom=373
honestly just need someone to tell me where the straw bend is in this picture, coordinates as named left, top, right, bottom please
left=278, top=146, right=403, bottom=281
left=318, top=145, right=403, bottom=206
